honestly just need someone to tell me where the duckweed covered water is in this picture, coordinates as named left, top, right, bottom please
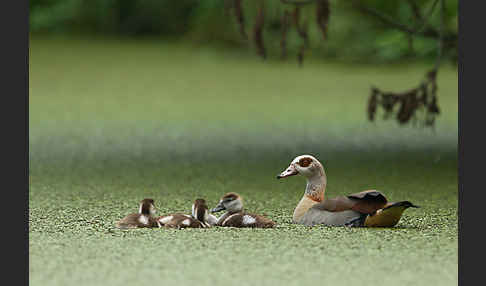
left=29, top=37, right=457, bottom=286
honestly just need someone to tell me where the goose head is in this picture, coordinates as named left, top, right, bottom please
left=277, top=155, right=325, bottom=180
left=138, top=198, right=157, bottom=216
left=192, top=198, right=210, bottom=225
left=211, top=192, right=243, bottom=214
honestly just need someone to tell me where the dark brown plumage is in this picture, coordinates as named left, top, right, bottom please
left=115, top=198, right=159, bottom=229
left=157, top=198, right=211, bottom=229
left=216, top=211, right=276, bottom=228
left=158, top=214, right=207, bottom=228
left=211, top=192, right=276, bottom=228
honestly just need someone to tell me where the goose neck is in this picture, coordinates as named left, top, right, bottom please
left=305, top=173, right=326, bottom=202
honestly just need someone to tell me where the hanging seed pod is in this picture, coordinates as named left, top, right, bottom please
left=419, top=83, right=428, bottom=105
left=367, top=69, right=440, bottom=127
left=292, top=6, right=300, bottom=26
left=428, top=95, right=440, bottom=114
left=425, top=113, right=436, bottom=126
left=294, top=7, right=309, bottom=48
left=397, top=99, right=415, bottom=124
left=426, top=69, right=437, bottom=81
left=224, top=0, right=234, bottom=16
left=316, top=0, right=330, bottom=40
left=292, top=6, right=309, bottom=65
left=280, top=10, right=290, bottom=59
left=234, top=0, right=247, bottom=39
left=297, top=44, right=305, bottom=66
left=368, top=88, right=379, bottom=121
left=381, top=93, right=397, bottom=117
left=253, top=3, right=266, bottom=59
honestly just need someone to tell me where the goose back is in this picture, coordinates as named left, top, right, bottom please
left=158, top=214, right=208, bottom=228
left=116, top=213, right=159, bottom=229
left=217, top=212, right=276, bottom=228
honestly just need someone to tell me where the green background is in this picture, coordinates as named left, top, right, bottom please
left=29, top=0, right=458, bottom=63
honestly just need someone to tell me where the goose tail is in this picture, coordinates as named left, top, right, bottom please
left=383, top=201, right=420, bottom=210
left=363, top=201, right=420, bottom=227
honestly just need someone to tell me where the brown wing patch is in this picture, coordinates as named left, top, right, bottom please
left=252, top=214, right=276, bottom=228
left=314, top=196, right=356, bottom=212
left=347, top=190, right=388, bottom=214
left=216, top=212, right=231, bottom=226
left=221, top=213, right=244, bottom=227
left=298, top=157, right=313, bottom=167
left=311, top=191, right=387, bottom=214
left=347, top=190, right=387, bottom=202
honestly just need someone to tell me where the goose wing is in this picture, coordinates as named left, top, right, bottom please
left=300, top=190, right=388, bottom=226
left=364, top=201, right=419, bottom=227
left=346, top=190, right=388, bottom=213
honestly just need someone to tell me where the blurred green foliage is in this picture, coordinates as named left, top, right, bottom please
left=30, top=0, right=457, bottom=63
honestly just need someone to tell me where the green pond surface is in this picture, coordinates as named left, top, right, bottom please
left=29, top=36, right=457, bottom=286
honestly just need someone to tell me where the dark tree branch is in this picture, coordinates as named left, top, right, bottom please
left=353, top=0, right=456, bottom=49
left=365, top=0, right=445, bottom=128
left=353, top=2, right=415, bottom=34
left=412, top=0, right=440, bottom=33
left=280, top=0, right=316, bottom=6
left=434, top=0, right=445, bottom=71
left=316, top=0, right=330, bottom=40
left=368, top=69, right=440, bottom=127
left=292, top=6, right=309, bottom=66
left=253, top=2, right=266, bottom=59
left=226, top=0, right=454, bottom=128
left=280, top=10, right=290, bottom=59
left=224, top=0, right=233, bottom=16
left=234, top=0, right=247, bottom=39
left=293, top=7, right=309, bottom=48
left=406, top=0, right=423, bottom=21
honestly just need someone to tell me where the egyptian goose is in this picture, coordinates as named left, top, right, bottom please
left=211, top=192, right=276, bottom=228
left=116, top=198, right=160, bottom=229
left=157, top=199, right=216, bottom=228
left=277, top=155, right=419, bottom=227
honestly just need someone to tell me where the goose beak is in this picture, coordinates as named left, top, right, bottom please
left=211, top=202, right=225, bottom=213
left=277, top=164, right=298, bottom=179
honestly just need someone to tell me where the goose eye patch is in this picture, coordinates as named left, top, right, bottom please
left=298, top=157, right=312, bottom=167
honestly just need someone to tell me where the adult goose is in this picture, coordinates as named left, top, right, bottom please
left=277, top=155, right=418, bottom=227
